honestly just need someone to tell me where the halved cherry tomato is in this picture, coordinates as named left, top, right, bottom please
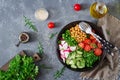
left=97, top=42, right=102, bottom=48
left=90, top=35, right=95, bottom=40
left=78, top=42, right=85, bottom=49
left=74, top=4, right=81, bottom=11
left=92, top=39, right=97, bottom=43
left=84, top=44, right=91, bottom=51
left=94, top=48, right=102, bottom=56
left=84, top=39, right=91, bottom=44
left=48, top=22, right=55, bottom=29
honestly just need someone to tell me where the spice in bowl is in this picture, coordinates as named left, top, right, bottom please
left=16, top=32, right=30, bottom=47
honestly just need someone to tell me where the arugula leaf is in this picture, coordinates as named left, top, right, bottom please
left=83, top=50, right=99, bottom=67
left=62, top=30, right=77, bottom=46
left=24, top=16, right=38, bottom=32
left=49, top=32, right=57, bottom=39
left=38, top=41, right=44, bottom=55
left=54, top=66, right=65, bottom=79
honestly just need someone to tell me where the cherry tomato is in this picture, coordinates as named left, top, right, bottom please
left=90, top=35, right=95, bottom=40
left=92, top=39, right=97, bottom=43
left=97, top=42, right=102, bottom=48
left=84, top=44, right=91, bottom=51
left=94, top=48, right=102, bottom=56
left=48, top=22, right=55, bottom=29
left=84, top=39, right=91, bottom=44
left=78, top=42, right=85, bottom=49
left=74, top=4, right=81, bottom=11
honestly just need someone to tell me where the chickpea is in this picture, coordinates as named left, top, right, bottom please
left=69, top=24, right=87, bottom=43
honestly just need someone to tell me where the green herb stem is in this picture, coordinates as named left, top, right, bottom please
left=49, top=32, right=57, bottom=39
left=24, top=16, right=38, bottom=32
left=38, top=41, right=44, bottom=55
left=54, top=66, right=66, bottom=79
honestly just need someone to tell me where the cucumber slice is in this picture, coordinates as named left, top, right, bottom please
left=68, top=52, right=76, bottom=59
left=66, top=59, right=71, bottom=65
left=69, top=60, right=74, bottom=65
left=76, top=51, right=83, bottom=55
left=76, top=57, right=82, bottom=61
left=71, top=64, right=77, bottom=69
left=75, top=54, right=82, bottom=58
left=76, top=59, right=85, bottom=68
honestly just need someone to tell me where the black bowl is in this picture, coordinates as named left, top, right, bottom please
left=56, top=21, right=105, bottom=72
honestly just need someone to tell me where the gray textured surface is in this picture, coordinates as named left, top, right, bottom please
left=0, top=0, right=120, bottom=80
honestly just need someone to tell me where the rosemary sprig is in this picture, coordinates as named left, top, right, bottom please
left=49, top=32, right=57, bottom=39
left=38, top=41, right=44, bottom=55
left=23, top=16, right=38, bottom=32
left=54, top=66, right=66, bottom=79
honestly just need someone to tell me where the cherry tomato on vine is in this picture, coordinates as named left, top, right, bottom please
left=74, top=4, right=81, bottom=11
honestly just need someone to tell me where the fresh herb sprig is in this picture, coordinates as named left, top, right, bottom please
left=54, top=66, right=65, bottom=79
left=49, top=32, right=57, bottom=39
left=38, top=41, right=44, bottom=55
left=24, top=16, right=38, bottom=32
left=0, top=55, right=39, bottom=80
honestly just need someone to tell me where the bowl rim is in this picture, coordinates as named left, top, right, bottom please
left=56, top=20, right=105, bottom=72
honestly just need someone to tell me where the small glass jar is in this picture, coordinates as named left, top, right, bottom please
left=35, top=8, right=49, bottom=21
left=90, top=2, right=108, bottom=19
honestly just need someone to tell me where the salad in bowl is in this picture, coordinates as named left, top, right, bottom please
left=56, top=21, right=104, bottom=71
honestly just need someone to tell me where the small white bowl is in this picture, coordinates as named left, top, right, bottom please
left=35, top=8, right=49, bottom=21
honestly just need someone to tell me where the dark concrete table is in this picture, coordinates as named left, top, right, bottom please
left=0, top=0, right=120, bottom=80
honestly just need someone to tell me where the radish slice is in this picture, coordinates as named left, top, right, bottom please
left=60, top=53, right=66, bottom=63
left=63, top=50, right=70, bottom=58
left=59, top=44, right=63, bottom=50
left=63, top=43, right=68, bottom=50
left=60, top=50, right=64, bottom=55
left=62, top=58, right=65, bottom=63
left=61, top=41, right=66, bottom=45
left=59, top=40, right=77, bottom=62
left=64, top=52, right=69, bottom=58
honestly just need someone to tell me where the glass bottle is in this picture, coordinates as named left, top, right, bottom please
left=90, top=2, right=108, bottom=19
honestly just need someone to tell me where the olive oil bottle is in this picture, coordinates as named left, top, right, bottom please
left=90, top=2, right=108, bottom=19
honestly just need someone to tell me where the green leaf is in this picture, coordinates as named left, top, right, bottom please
left=0, top=54, right=39, bottom=80
left=106, top=29, right=110, bottom=35
left=53, top=66, right=65, bottom=79
left=49, top=32, right=57, bottom=39
left=38, top=41, right=44, bottom=55
left=23, top=16, right=38, bottom=32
